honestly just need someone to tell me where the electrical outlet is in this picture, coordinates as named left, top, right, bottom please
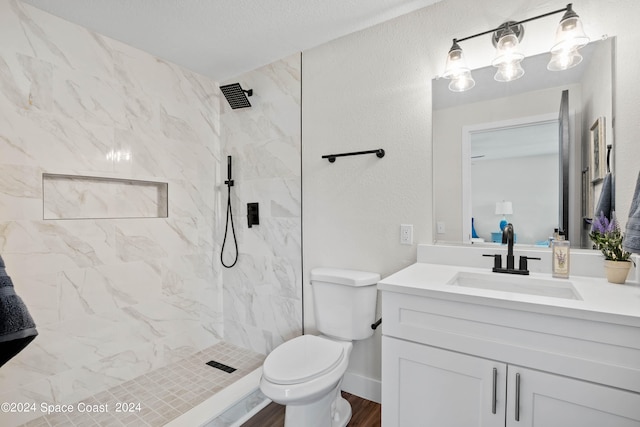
left=437, top=221, right=446, bottom=234
left=400, top=224, right=413, bottom=245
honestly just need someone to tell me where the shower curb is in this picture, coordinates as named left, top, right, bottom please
left=165, top=366, right=264, bottom=427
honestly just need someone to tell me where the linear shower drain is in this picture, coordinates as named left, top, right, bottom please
left=206, top=360, right=237, bottom=373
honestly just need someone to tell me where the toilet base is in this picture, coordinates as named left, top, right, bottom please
left=332, top=395, right=352, bottom=427
left=283, top=383, right=352, bottom=427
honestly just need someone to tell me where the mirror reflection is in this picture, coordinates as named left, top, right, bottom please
left=433, top=38, right=614, bottom=249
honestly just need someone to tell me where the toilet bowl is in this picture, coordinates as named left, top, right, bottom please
left=259, top=268, right=380, bottom=427
left=260, top=335, right=353, bottom=427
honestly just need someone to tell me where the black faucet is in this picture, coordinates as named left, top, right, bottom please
left=502, top=223, right=515, bottom=270
left=483, top=223, right=540, bottom=275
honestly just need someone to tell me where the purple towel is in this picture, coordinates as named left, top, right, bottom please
left=592, top=172, right=613, bottom=230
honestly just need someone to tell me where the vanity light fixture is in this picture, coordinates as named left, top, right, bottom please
left=442, top=3, right=589, bottom=92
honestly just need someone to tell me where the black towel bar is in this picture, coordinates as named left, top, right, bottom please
left=322, top=149, right=385, bottom=163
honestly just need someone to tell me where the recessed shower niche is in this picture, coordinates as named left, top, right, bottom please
left=43, top=173, right=168, bottom=219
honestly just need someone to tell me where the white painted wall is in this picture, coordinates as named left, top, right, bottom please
left=302, top=0, right=640, bottom=400
left=301, top=9, right=433, bottom=401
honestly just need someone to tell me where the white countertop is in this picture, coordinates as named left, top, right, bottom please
left=378, top=262, right=640, bottom=328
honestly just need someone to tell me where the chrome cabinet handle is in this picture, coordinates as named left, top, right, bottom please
left=515, top=373, right=521, bottom=421
left=492, top=368, right=497, bottom=414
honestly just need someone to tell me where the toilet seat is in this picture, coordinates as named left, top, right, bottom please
left=263, top=335, right=345, bottom=385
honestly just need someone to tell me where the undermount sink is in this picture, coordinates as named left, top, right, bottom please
left=447, top=271, right=582, bottom=300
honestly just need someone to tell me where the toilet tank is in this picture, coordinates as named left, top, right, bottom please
left=310, top=268, right=380, bottom=341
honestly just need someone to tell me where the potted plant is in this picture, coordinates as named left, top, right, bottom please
left=589, top=212, right=633, bottom=283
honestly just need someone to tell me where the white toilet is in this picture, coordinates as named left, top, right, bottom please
left=260, top=267, right=380, bottom=427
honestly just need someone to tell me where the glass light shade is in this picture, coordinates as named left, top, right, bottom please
left=491, top=29, right=525, bottom=82
left=494, top=61, right=525, bottom=82
left=491, top=30, right=524, bottom=66
left=448, top=71, right=475, bottom=92
left=443, top=41, right=475, bottom=92
left=547, top=48, right=583, bottom=71
left=443, top=41, right=470, bottom=79
left=551, top=9, right=589, bottom=52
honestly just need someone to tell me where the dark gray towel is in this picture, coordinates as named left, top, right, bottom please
left=624, top=171, right=640, bottom=254
left=592, top=172, right=613, bottom=231
left=0, top=255, right=38, bottom=368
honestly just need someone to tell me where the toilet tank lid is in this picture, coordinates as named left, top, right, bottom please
left=310, top=268, right=380, bottom=287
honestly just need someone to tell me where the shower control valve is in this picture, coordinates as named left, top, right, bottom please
left=247, top=203, right=259, bottom=228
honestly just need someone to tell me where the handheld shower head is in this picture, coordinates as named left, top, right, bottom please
left=220, top=83, right=253, bottom=109
left=225, top=155, right=234, bottom=187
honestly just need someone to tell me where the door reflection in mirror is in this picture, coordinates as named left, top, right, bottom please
left=465, top=117, right=559, bottom=245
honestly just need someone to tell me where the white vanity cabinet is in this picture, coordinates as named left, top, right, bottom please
left=379, top=284, right=640, bottom=427
left=383, top=336, right=640, bottom=426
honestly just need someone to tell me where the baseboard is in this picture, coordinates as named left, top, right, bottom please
left=341, top=371, right=381, bottom=404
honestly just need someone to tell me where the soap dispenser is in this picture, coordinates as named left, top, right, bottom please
left=551, top=233, right=570, bottom=278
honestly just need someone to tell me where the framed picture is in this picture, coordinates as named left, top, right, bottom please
left=590, top=117, right=606, bottom=182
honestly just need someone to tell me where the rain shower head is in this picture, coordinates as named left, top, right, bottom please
left=220, top=83, right=253, bottom=109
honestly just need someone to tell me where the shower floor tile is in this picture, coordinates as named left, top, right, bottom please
left=22, top=342, right=265, bottom=427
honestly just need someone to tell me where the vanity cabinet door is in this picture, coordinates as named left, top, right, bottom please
left=506, top=366, right=640, bottom=427
left=382, top=336, right=506, bottom=427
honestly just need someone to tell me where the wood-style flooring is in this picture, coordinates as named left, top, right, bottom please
left=241, top=392, right=381, bottom=427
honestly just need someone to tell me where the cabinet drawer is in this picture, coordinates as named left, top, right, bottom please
left=381, top=290, right=640, bottom=393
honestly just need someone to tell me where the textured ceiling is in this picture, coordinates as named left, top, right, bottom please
left=20, top=0, right=441, bottom=81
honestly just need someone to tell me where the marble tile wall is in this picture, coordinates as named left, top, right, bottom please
left=220, top=54, right=303, bottom=354
left=0, top=1, right=223, bottom=424
left=42, top=174, right=169, bottom=219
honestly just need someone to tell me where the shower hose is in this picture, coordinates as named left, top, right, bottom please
left=220, top=182, right=238, bottom=268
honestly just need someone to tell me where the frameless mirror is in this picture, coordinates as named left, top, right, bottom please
left=433, top=37, right=614, bottom=249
